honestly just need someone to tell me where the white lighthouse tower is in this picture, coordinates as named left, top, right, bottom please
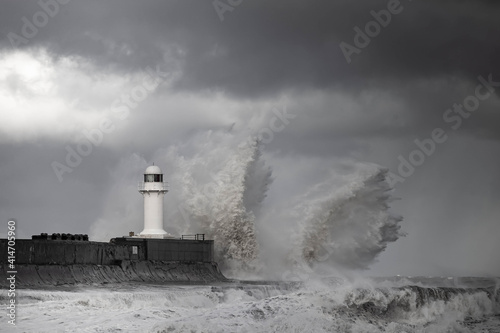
left=138, top=165, right=172, bottom=238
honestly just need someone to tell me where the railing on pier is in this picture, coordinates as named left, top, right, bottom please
left=181, top=234, right=205, bottom=241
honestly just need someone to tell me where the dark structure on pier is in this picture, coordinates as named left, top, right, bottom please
left=6, top=234, right=214, bottom=265
left=0, top=234, right=225, bottom=287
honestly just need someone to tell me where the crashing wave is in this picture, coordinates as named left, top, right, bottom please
left=291, top=164, right=404, bottom=272
left=177, top=136, right=272, bottom=274
left=91, top=130, right=403, bottom=278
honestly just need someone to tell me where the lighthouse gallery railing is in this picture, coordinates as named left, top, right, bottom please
left=137, top=182, right=169, bottom=191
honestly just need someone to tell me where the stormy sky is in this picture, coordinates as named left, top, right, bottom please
left=1, top=0, right=499, bottom=277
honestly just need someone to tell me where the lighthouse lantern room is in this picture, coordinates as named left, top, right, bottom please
left=138, top=165, right=173, bottom=238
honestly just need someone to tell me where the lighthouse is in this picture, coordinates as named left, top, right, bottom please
left=138, top=165, right=173, bottom=238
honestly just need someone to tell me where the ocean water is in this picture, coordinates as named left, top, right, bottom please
left=2, top=276, right=499, bottom=332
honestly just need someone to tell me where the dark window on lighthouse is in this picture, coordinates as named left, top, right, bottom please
left=144, top=174, right=163, bottom=182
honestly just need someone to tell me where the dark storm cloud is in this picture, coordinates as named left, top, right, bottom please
left=2, top=0, right=499, bottom=95
left=3, top=0, right=499, bottom=141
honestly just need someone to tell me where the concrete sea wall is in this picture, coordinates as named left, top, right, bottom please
left=0, top=261, right=228, bottom=287
left=0, top=238, right=226, bottom=287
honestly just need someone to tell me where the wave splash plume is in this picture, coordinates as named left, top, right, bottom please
left=91, top=129, right=403, bottom=278
left=177, top=136, right=271, bottom=274
left=294, top=166, right=404, bottom=271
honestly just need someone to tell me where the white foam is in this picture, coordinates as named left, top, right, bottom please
left=2, top=278, right=498, bottom=333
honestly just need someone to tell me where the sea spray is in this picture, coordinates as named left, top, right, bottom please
left=178, top=138, right=271, bottom=275
left=90, top=130, right=403, bottom=278
left=290, top=164, right=404, bottom=274
left=89, top=154, right=148, bottom=241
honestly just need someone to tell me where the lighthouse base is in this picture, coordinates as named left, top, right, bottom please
left=138, top=229, right=175, bottom=239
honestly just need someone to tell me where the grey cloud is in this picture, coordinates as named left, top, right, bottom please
left=2, top=1, right=499, bottom=95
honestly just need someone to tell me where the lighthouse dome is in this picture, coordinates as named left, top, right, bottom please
left=145, top=165, right=162, bottom=174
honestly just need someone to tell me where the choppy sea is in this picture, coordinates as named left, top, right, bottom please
left=1, top=276, right=499, bottom=332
